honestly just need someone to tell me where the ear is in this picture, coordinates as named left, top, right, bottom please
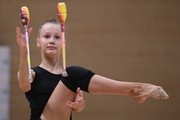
left=36, top=38, right=40, bottom=48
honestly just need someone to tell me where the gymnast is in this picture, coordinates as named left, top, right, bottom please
left=16, top=18, right=169, bottom=120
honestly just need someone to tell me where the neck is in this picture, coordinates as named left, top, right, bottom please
left=40, top=56, right=62, bottom=74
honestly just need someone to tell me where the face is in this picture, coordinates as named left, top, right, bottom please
left=37, top=23, right=62, bottom=57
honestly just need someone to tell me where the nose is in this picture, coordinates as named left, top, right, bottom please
left=49, top=37, right=55, bottom=44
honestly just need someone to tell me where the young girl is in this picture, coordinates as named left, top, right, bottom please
left=16, top=18, right=169, bottom=120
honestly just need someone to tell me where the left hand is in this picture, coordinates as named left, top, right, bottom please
left=66, top=87, right=85, bottom=112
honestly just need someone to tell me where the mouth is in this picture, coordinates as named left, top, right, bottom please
left=47, top=46, right=56, bottom=50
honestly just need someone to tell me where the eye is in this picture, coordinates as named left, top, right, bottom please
left=55, top=35, right=60, bottom=39
left=44, top=35, right=50, bottom=39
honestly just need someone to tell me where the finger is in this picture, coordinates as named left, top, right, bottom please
left=76, top=97, right=84, bottom=104
left=16, top=27, right=19, bottom=34
left=76, top=87, right=83, bottom=97
left=16, top=27, right=22, bottom=41
left=28, top=27, right=33, bottom=36
left=16, top=27, right=24, bottom=37
left=68, top=100, right=79, bottom=104
left=16, top=27, right=21, bottom=37
left=66, top=101, right=77, bottom=109
left=76, top=87, right=80, bottom=95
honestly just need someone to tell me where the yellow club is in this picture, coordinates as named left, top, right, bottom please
left=57, top=2, right=67, bottom=23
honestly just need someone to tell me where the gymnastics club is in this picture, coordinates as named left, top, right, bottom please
left=20, top=6, right=33, bottom=83
left=57, top=2, right=68, bottom=77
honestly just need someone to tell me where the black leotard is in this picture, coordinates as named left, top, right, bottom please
left=25, top=66, right=95, bottom=120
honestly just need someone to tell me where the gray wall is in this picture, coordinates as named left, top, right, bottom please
left=0, top=0, right=179, bottom=120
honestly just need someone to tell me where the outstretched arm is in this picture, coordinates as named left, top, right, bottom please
left=88, top=75, right=169, bottom=103
left=16, top=27, right=34, bottom=92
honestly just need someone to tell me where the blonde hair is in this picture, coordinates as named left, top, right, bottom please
left=38, top=18, right=61, bottom=37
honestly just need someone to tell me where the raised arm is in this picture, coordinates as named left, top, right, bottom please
left=16, top=27, right=34, bottom=92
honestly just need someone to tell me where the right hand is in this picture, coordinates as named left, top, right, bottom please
left=66, top=87, right=85, bottom=112
left=16, top=27, right=33, bottom=52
